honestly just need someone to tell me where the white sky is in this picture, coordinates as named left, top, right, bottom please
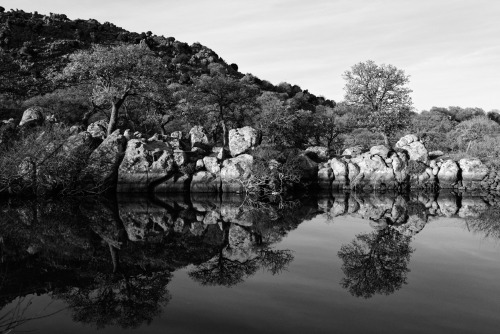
left=3, top=0, right=500, bottom=111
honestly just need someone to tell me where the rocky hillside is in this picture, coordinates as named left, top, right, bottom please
left=0, top=7, right=334, bottom=110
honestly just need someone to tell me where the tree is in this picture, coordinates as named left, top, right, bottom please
left=449, top=116, right=500, bottom=152
left=343, top=60, right=413, bottom=146
left=56, top=44, right=172, bottom=136
left=180, top=73, right=259, bottom=146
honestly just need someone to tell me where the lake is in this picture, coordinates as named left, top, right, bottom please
left=1, top=192, right=499, bottom=333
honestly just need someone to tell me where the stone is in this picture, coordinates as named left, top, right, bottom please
left=318, top=167, right=333, bottom=190
left=391, top=152, right=409, bottom=184
left=221, top=154, right=254, bottom=192
left=189, top=125, right=209, bottom=149
left=19, top=106, right=44, bottom=127
left=330, top=158, right=348, bottom=188
left=342, top=146, right=364, bottom=158
left=79, top=130, right=127, bottom=191
left=155, top=173, right=191, bottom=192
left=458, top=197, right=488, bottom=218
left=395, top=135, right=429, bottom=164
left=350, top=153, right=397, bottom=189
left=305, top=146, right=329, bottom=161
left=171, top=131, right=183, bottom=139
left=117, top=139, right=175, bottom=192
left=228, top=126, right=262, bottom=157
left=203, top=156, right=220, bottom=174
left=173, top=150, right=188, bottom=167
left=370, top=145, right=391, bottom=159
left=459, top=158, right=489, bottom=188
left=437, top=160, right=459, bottom=188
left=87, top=119, right=108, bottom=139
left=61, top=131, right=97, bottom=157
left=191, top=171, right=221, bottom=193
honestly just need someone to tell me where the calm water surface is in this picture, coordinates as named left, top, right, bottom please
left=1, top=193, right=499, bottom=333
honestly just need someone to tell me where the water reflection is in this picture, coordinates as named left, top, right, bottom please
left=0, top=191, right=499, bottom=330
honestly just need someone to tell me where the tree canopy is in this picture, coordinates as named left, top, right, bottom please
left=343, top=60, right=413, bottom=145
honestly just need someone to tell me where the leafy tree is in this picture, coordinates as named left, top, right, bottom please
left=449, top=116, right=500, bottom=153
left=180, top=73, right=259, bottom=146
left=55, top=44, right=172, bottom=136
left=343, top=60, right=413, bottom=146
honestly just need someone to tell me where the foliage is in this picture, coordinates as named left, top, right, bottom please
left=343, top=60, right=413, bottom=145
left=178, top=73, right=259, bottom=146
left=0, top=124, right=94, bottom=195
left=54, top=44, right=174, bottom=136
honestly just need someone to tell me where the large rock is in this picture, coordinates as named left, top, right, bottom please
left=79, top=130, right=127, bottom=191
left=117, top=139, right=175, bottom=192
left=395, top=135, right=429, bottom=164
left=330, top=158, right=348, bottom=189
left=370, top=145, right=391, bottom=159
left=189, top=126, right=209, bottom=149
left=459, top=158, right=489, bottom=188
left=87, top=120, right=108, bottom=139
left=228, top=126, right=262, bottom=157
left=19, top=106, right=44, bottom=127
left=342, top=146, right=364, bottom=158
left=190, top=171, right=221, bottom=193
left=318, top=166, right=333, bottom=190
left=155, top=173, right=191, bottom=192
left=391, top=151, right=409, bottom=184
left=221, top=154, right=254, bottom=192
left=437, top=160, right=459, bottom=188
left=203, top=156, right=220, bottom=174
left=349, top=152, right=397, bottom=190
left=61, top=131, right=98, bottom=158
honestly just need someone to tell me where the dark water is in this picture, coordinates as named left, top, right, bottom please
left=1, top=192, right=500, bottom=333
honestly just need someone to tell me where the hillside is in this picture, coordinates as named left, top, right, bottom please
left=0, top=8, right=335, bottom=115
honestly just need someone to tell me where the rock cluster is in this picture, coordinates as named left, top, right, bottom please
left=318, top=135, right=495, bottom=193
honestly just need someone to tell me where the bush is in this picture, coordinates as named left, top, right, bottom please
left=0, top=124, right=94, bottom=195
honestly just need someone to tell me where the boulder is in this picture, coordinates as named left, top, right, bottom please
left=228, top=126, right=262, bottom=157
left=61, top=131, right=98, bottom=158
left=395, top=135, right=429, bottom=164
left=318, top=167, right=333, bottom=190
left=19, top=106, right=44, bottom=127
left=342, top=146, right=364, bottom=158
left=79, top=130, right=127, bottom=191
left=370, top=145, right=391, bottom=159
left=391, top=152, right=409, bottom=184
left=189, top=125, right=209, bottom=149
left=190, top=171, right=221, bottom=193
left=155, top=173, right=191, bottom=192
left=117, top=139, right=175, bottom=192
left=459, top=158, right=489, bottom=188
left=87, top=120, right=108, bottom=139
left=203, top=156, right=220, bottom=174
left=350, top=153, right=397, bottom=190
left=330, top=158, right=348, bottom=188
left=437, top=160, right=459, bottom=188
left=221, top=154, right=254, bottom=192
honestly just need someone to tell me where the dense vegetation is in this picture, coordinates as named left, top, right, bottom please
left=1, top=8, right=500, bottom=196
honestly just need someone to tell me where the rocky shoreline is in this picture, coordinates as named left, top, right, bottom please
left=2, top=107, right=499, bottom=196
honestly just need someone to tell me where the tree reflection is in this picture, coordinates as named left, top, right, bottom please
left=57, top=270, right=171, bottom=329
left=338, top=227, right=413, bottom=298
left=189, top=215, right=294, bottom=287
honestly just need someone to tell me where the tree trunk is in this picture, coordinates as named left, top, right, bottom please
left=107, top=91, right=129, bottom=136
left=221, top=121, right=228, bottom=148
left=108, top=243, right=119, bottom=273
left=382, top=133, right=390, bottom=147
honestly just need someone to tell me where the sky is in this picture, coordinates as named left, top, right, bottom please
left=3, top=0, right=500, bottom=111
